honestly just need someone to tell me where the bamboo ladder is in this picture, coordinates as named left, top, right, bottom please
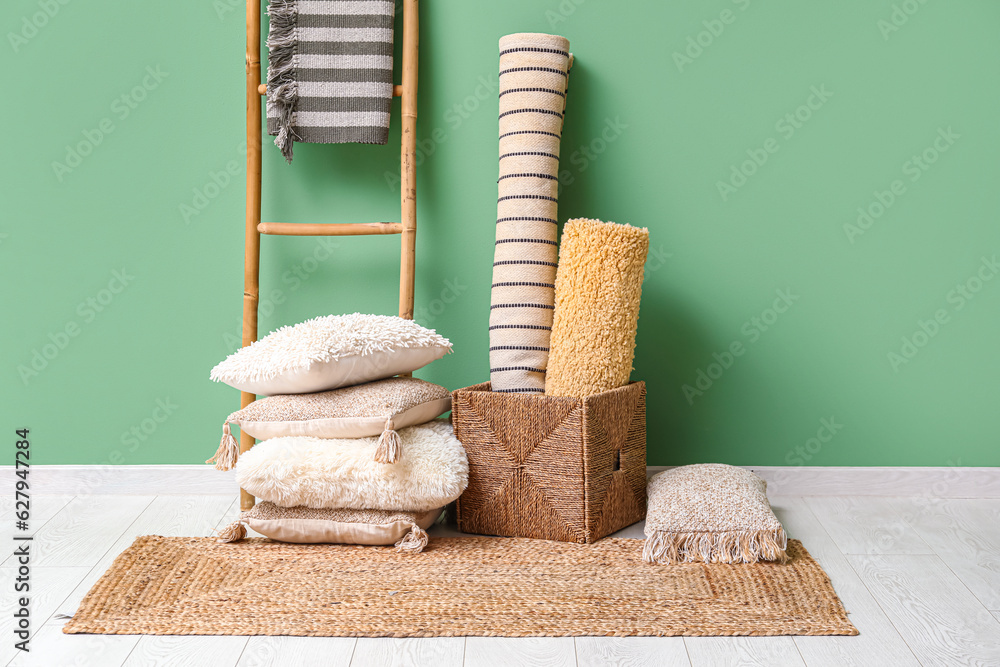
left=240, top=0, right=419, bottom=510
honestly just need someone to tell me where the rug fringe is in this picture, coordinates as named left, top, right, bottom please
left=373, top=418, right=401, bottom=464
left=217, top=520, right=247, bottom=543
left=643, top=529, right=788, bottom=565
left=206, top=422, right=239, bottom=471
left=394, top=525, right=428, bottom=553
left=266, top=0, right=299, bottom=163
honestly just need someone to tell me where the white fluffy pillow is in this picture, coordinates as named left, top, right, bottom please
left=210, top=313, right=452, bottom=395
left=235, top=421, right=468, bottom=511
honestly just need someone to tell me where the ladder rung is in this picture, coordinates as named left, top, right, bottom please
left=257, top=84, right=404, bottom=97
left=258, top=222, right=403, bottom=236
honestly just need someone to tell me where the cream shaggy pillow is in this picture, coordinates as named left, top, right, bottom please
left=235, top=421, right=468, bottom=511
left=208, top=378, right=452, bottom=468
left=218, top=502, right=441, bottom=552
left=644, top=464, right=787, bottom=565
left=210, top=313, right=452, bottom=395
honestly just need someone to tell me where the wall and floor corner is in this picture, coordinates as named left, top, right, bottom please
left=2, top=1, right=998, bottom=468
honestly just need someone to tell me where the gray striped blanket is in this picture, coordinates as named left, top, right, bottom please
left=266, top=0, right=395, bottom=163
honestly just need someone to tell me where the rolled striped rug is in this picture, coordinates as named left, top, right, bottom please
left=489, top=33, right=572, bottom=394
left=266, top=0, right=395, bottom=163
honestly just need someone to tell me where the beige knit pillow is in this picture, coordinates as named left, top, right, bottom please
left=207, top=378, right=451, bottom=469
left=644, top=464, right=787, bottom=565
left=218, top=502, right=441, bottom=553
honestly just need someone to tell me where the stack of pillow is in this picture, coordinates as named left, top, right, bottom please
left=207, top=313, right=468, bottom=552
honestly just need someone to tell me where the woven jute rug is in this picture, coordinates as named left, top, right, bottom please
left=63, top=536, right=857, bottom=637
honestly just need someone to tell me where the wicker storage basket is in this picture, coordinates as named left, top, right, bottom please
left=452, top=381, right=646, bottom=543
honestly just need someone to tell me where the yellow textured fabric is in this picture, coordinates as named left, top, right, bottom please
left=545, top=218, right=649, bottom=397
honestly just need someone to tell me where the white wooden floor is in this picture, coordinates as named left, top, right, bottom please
left=4, top=493, right=1000, bottom=667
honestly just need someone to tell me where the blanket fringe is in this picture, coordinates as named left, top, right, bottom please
left=643, top=529, right=788, bottom=565
left=217, top=520, right=247, bottom=543
left=266, top=0, right=299, bottom=163
left=206, top=422, right=239, bottom=471
left=394, top=525, right=428, bottom=553
left=373, top=418, right=401, bottom=464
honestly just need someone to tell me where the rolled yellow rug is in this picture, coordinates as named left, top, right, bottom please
left=545, top=218, right=649, bottom=397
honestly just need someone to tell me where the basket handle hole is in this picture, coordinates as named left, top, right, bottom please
left=612, top=449, right=621, bottom=472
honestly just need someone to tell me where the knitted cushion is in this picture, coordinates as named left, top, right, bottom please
left=489, top=33, right=572, bottom=394
left=234, top=421, right=468, bottom=512
left=643, top=464, right=788, bottom=565
left=219, top=502, right=441, bottom=553
left=207, top=378, right=451, bottom=469
left=545, top=219, right=649, bottom=397
left=210, top=313, right=451, bottom=395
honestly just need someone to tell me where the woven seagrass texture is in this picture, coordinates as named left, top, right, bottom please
left=452, top=382, right=646, bottom=543
left=63, top=536, right=857, bottom=637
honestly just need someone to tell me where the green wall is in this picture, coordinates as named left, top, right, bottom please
left=3, top=0, right=999, bottom=467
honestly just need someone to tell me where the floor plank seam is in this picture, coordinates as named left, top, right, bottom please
left=681, top=636, right=694, bottom=666
left=40, top=496, right=157, bottom=626
left=917, top=529, right=1000, bottom=622
left=800, top=499, right=927, bottom=667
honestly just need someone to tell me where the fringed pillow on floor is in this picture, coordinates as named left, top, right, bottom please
left=219, top=502, right=441, bottom=553
left=643, top=464, right=788, bottom=564
left=235, top=421, right=468, bottom=512
left=207, top=377, right=451, bottom=469
left=210, top=313, right=452, bottom=395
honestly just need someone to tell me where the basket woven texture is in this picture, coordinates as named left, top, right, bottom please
left=452, top=381, right=647, bottom=543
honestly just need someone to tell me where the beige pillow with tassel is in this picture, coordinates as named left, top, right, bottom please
left=644, top=464, right=788, bottom=565
left=207, top=377, right=451, bottom=468
left=218, top=502, right=441, bottom=553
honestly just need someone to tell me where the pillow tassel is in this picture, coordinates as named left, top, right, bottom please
left=217, top=519, right=247, bottom=543
left=373, top=418, right=401, bottom=464
left=394, top=524, right=428, bottom=553
left=207, top=422, right=239, bottom=471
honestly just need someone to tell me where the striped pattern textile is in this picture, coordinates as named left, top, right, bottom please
left=266, top=0, right=395, bottom=163
left=489, top=33, right=572, bottom=394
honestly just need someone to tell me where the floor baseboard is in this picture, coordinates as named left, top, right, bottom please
left=4, top=464, right=999, bottom=498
